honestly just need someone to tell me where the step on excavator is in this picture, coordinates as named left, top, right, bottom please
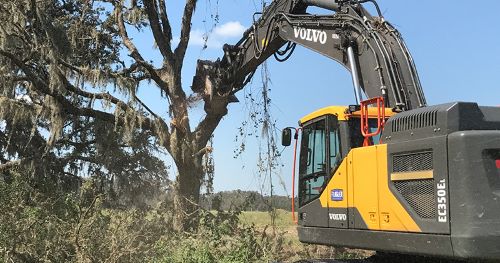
left=192, top=0, right=500, bottom=260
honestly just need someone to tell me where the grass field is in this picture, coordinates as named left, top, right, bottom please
left=240, top=210, right=300, bottom=246
left=240, top=209, right=295, bottom=228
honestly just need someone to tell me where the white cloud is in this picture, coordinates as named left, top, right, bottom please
left=189, top=29, right=223, bottom=49
left=213, top=21, right=246, bottom=38
left=173, top=21, right=246, bottom=50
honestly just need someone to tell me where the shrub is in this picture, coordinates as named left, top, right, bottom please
left=0, top=171, right=291, bottom=263
left=0, top=170, right=362, bottom=262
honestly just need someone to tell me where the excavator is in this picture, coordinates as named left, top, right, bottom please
left=192, top=0, right=500, bottom=260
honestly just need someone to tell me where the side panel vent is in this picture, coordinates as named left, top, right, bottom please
left=392, top=151, right=435, bottom=219
left=393, top=151, right=433, bottom=173
left=394, top=179, right=436, bottom=219
left=392, top=110, right=438, bottom=132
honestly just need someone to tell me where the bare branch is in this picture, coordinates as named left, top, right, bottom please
left=175, top=0, right=197, bottom=63
left=113, top=2, right=170, bottom=95
left=158, top=0, right=173, bottom=45
left=133, top=94, right=161, bottom=119
left=194, top=112, right=224, bottom=148
left=143, top=0, right=174, bottom=64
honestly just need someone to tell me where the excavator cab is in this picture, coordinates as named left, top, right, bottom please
left=282, top=105, right=394, bottom=225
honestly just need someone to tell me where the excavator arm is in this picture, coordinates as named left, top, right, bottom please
left=192, top=0, right=426, bottom=111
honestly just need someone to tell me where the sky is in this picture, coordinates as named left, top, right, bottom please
left=131, top=0, right=500, bottom=196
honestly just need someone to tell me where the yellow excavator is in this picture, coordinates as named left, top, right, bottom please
left=193, top=0, right=500, bottom=260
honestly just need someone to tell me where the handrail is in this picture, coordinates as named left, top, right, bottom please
left=360, top=97, right=385, bottom=147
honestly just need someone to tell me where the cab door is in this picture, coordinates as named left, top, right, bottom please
left=298, top=117, right=329, bottom=227
left=298, top=115, right=345, bottom=228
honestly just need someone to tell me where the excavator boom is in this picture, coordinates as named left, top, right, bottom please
left=192, top=0, right=426, bottom=111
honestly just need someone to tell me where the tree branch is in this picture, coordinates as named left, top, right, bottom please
left=0, top=49, right=51, bottom=94
left=54, top=66, right=130, bottom=112
left=0, top=49, right=79, bottom=113
left=158, top=0, right=173, bottom=46
left=133, top=94, right=161, bottom=119
left=55, top=66, right=168, bottom=139
left=75, top=107, right=171, bottom=153
left=193, top=97, right=229, bottom=148
left=57, top=138, right=96, bottom=149
left=0, top=49, right=173, bottom=152
left=0, top=96, right=43, bottom=112
left=11, top=76, right=30, bottom=82
left=62, top=155, right=97, bottom=164
left=57, top=74, right=172, bottom=152
left=174, top=0, right=197, bottom=63
left=113, top=2, right=170, bottom=95
left=59, top=58, right=146, bottom=87
left=143, top=0, right=174, bottom=64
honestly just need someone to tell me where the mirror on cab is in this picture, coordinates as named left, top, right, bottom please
left=282, top=128, right=292, bottom=147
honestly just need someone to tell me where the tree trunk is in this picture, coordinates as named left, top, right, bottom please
left=167, top=64, right=229, bottom=232
left=173, top=152, right=204, bottom=232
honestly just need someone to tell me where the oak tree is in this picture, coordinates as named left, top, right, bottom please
left=0, top=0, right=235, bottom=230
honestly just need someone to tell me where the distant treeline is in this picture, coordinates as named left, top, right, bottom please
left=200, top=190, right=296, bottom=211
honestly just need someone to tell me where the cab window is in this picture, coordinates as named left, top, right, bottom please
left=349, top=118, right=384, bottom=147
left=299, top=116, right=341, bottom=205
left=329, top=118, right=341, bottom=172
left=299, top=119, right=327, bottom=205
left=300, top=119, right=326, bottom=176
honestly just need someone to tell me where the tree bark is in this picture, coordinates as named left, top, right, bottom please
left=173, top=150, right=204, bottom=231
left=170, top=95, right=228, bottom=231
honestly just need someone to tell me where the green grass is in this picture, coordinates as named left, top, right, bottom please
left=239, top=209, right=296, bottom=228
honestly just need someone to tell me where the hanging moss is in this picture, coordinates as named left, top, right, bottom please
left=44, top=96, right=65, bottom=148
